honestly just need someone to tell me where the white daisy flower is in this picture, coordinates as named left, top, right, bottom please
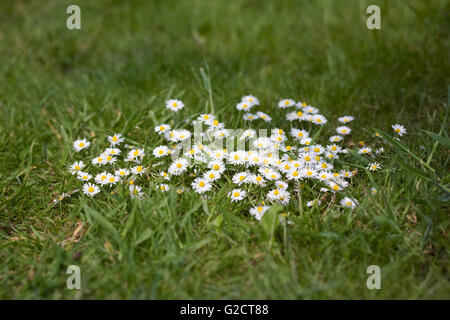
left=104, top=148, right=121, bottom=156
left=336, top=126, right=351, bottom=135
left=392, top=124, right=407, bottom=136
left=168, top=158, right=189, bottom=176
left=358, top=147, right=372, bottom=155
left=329, top=135, right=343, bottom=142
left=203, top=170, right=221, bottom=182
left=127, top=148, right=145, bottom=160
left=311, top=114, right=327, bottom=125
left=236, top=101, right=254, bottom=111
left=92, top=155, right=107, bottom=166
left=228, top=189, right=246, bottom=202
left=241, top=95, right=260, bottom=106
left=243, top=113, right=258, bottom=121
left=249, top=205, right=270, bottom=220
left=165, top=99, right=184, bottom=112
left=197, top=114, right=215, bottom=123
left=275, top=180, right=288, bottom=190
left=338, top=116, right=354, bottom=123
left=368, top=162, right=382, bottom=171
left=192, top=177, right=212, bottom=194
left=278, top=99, right=295, bottom=108
left=77, top=171, right=92, bottom=181
left=256, top=111, right=272, bottom=122
left=107, top=133, right=124, bottom=146
left=129, top=185, right=144, bottom=199
left=206, top=119, right=225, bottom=130
left=82, top=183, right=100, bottom=197
left=208, top=161, right=225, bottom=174
left=95, top=172, right=109, bottom=185
left=290, top=128, right=309, bottom=140
left=106, top=173, right=119, bottom=186
left=340, top=197, right=358, bottom=209
left=115, top=168, right=130, bottom=178
left=306, top=199, right=321, bottom=207
left=131, top=165, right=146, bottom=176
left=232, top=172, right=250, bottom=185
left=371, top=187, right=378, bottom=195
left=153, top=145, right=170, bottom=158
left=69, top=161, right=85, bottom=175
left=73, top=139, right=90, bottom=152
left=155, top=124, right=171, bottom=134
left=159, top=183, right=170, bottom=192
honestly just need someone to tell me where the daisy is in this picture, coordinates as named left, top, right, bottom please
left=310, top=144, right=325, bottom=155
left=241, top=95, right=260, bottom=106
left=249, top=205, right=270, bottom=220
left=286, top=169, right=302, bottom=181
left=192, top=177, right=212, bottom=194
left=77, top=171, right=92, bottom=181
left=306, top=199, right=322, bottom=207
left=300, top=137, right=312, bottom=146
left=317, top=170, right=332, bottom=181
left=275, top=180, right=288, bottom=190
left=250, top=174, right=266, bottom=186
left=302, top=168, right=318, bottom=179
left=92, top=155, right=107, bottom=166
left=132, top=165, right=146, bottom=176
left=168, top=158, right=189, bottom=176
left=303, top=106, right=319, bottom=114
left=336, top=126, right=351, bottom=135
left=82, top=183, right=100, bottom=197
left=338, top=116, right=354, bottom=123
left=290, top=128, right=309, bottom=140
left=243, top=113, right=258, bottom=121
left=106, top=174, right=119, bottom=186
left=358, top=147, right=372, bottom=155
left=155, top=124, right=171, bottom=134
left=95, top=172, right=109, bottom=185
left=228, top=151, right=246, bottom=165
left=392, top=124, right=407, bottom=136
left=204, top=170, right=221, bottom=182
left=153, top=145, right=170, bottom=158
left=368, top=162, right=382, bottom=171
left=73, top=139, right=90, bottom=152
left=206, top=119, right=225, bottom=130
left=115, top=168, right=130, bottom=178
left=129, top=185, right=143, bottom=199
left=236, top=101, right=254, bottom=111
left=197, top=114, right=215, bottom=123
left=105, top=148, right=121, bottom=156
left=208, top=161, right=225, bottom=174
left=278, top=99, right=295, bottom=108
left=232, top=172, right=250, bottom=185
left=329, top=135, right=343, bottom=143
left=165, top=99, right=184, bottom=112
left=340, top=197, right=358, bottom=209
left=159, top=183, right=170, bottom=192
left=127, top=148, right=145, bottom=160
left=103, top=153, right=117, bottom=164
left=311, top=114, right=327, bottom=125
left=256, top=111, right=272, bottom=122
left=69, top=161, right=85, bottom=175
left=107, top=133, right=124, bottom=146
left=228, top=189, right=246, bottom=202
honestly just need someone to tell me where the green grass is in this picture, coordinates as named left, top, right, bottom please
left=0, top=0, right=449, bottom=299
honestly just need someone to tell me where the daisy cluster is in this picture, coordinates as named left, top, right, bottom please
left=55, top=96, right=407, bottom=222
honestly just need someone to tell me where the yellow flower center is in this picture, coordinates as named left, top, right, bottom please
left=112, top=136, right=118, bottom=142
left=88, top=187, right=94, bottom=193
left=233, top=192, right=240, bottom=197
left=199, top=181, right=205, bottom=187
left=257, top=206, right=263, bottom=212
left=274, top=190, right=280, bottom=195
left=137, top=166, right=143, bottom=172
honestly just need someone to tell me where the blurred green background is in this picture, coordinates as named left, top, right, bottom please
left=0, top=0, right=448, bottom=299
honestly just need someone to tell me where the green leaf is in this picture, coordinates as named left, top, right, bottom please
left=133, top=228, right=152, bottom=247
left=260, top=204, right=282, bottom=237
left=421, top=130, right=450, bottom=149
left=85, top=205, right=120, bottom=242
left=211, top=214, right=223, bottom=228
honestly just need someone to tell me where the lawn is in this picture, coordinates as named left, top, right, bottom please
left=0, top=0, right=448, bottom=299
